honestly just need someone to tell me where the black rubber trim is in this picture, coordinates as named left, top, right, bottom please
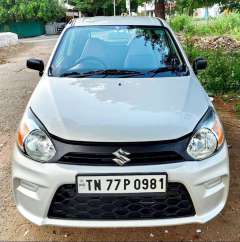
left=50, top=130, right=192, bottom=146
left=157, top=18, right=164, bottom=26
left=49, top=132, right=193, bottom=165
left=60, top=151, right=184, bottom=166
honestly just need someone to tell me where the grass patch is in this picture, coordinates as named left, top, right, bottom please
left=170, top=13, right=240, bottom=39
left=169, top=15, right=195, bottom=34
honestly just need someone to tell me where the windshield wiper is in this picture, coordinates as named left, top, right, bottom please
left=148, top=66, right=175, bottom=74
left=84, top=69, right=144, bottom=75
left=148, top=65, right=188, bottom=77
left=60, top=69, right=144, bottom=78
left=60, top=71, right=84, bottom=77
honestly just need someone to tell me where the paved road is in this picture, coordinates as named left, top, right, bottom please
left=0, top=40, right=239, bottom=241
left=20, top=35, right=59, bottom=43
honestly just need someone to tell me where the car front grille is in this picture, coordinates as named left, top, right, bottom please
left=48, top=183, right=195, bottom=220
left=50, top=132, right=192, bottom=165
left=59, top=151, right=184, bottom=166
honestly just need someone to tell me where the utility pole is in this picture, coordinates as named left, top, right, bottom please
left=113, top=0, right=116, bottom=16
left=126, top=0, right=131, bottom=15
left=129, top=0, right=131, bottom=15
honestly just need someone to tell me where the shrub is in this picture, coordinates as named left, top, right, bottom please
left=184, top=42, right=240, bottom=94
left=234, top=103, right=240, bottom=118
left=234, top=103, right=240, bottom=113
left=170, top=15, right=195, bottom=34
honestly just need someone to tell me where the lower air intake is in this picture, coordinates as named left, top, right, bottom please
left=48, top=183, right=195, bottom=220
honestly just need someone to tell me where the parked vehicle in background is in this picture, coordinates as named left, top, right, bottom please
left=12, top=16, right=229, bottom=227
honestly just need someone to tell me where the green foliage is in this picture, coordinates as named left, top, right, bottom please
left=175, top=0, right=198, bottom=15
left=234, top=103, right=240, bottom=118
left=234, top=103, right=240, bottom=112
left=73, top=0, right=101, bottom=16
left=73, top=0, right=145, bottom=16
left=184, top=42, right=240, bottom=94
left=0, top=0, right=65, bottom=24
left=175, top=0, right=229, bottom=15
left=37, top=0, right=65, bottom=22
left=170, top=13, right=240, bottom=94
left=0, top=0, right=14, bottom=24
left=197, top=13, right=240, bottom=37
left=170, top=13, right=240, bottom=39
left=0, top=7, right=7, bottom=24
left=221, top=1, right=240, bottom=12
left=169, top=15, right=195, bottom=33
left=193, top=0, right=228, bottom=8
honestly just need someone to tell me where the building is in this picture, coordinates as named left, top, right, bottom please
left=138, top=1, right=155, bottom=16
left=194, top=4, right=221, bottom=19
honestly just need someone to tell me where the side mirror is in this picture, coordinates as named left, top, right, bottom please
left=193, top=57, right=207, bottom=74
left=27, top=59, right=44, bottom=76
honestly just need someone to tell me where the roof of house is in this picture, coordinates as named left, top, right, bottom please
left=69, top=16, right=164, bottom=27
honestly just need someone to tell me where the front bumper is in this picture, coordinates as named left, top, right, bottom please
left=12, top=143, right=229, bottom=227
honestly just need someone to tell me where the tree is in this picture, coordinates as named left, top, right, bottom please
left=0, top=0, right=65, bottom=24
left=175, top=0, right=198, bottom=15
left=73, top=0, right=102, bottom=16
left=220, top=0, right=240, bottom=12
left=153, top=0, right=176, bottom=20
left=0, top=0, right=15, bottom=23
left=155, top=0, right=166, bottom=19
left=37, top=0, right=65, bottom=22
left=73, top=0, right=145, bottom=16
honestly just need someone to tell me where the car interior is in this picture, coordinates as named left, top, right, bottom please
left=51, top=27, right=178, bottom=76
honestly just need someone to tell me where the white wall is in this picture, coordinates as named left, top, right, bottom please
left=195, top=4, right=221, bottom=18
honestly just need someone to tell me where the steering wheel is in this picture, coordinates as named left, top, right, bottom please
left=78, top=57, right=107, bottom=70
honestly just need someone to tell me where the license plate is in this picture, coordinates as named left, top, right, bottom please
left=76, top=174, right=167, bottom=194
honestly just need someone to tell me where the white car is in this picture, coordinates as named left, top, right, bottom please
left=12, top=16, right=229, bottom=227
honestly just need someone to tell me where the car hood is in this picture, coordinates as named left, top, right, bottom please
left=30, top=76, right=209, bottom=142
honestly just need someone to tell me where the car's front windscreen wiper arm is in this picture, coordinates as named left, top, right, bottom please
left=87, top=69, right=144, bottom=75
left=148, top=64, right=189, bottom=77
left=60, top=71, right=84, bottom=77
left=59, top=69, right=145, bottom=78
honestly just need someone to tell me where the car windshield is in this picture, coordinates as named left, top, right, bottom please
left=49, top=25, right=188, bottom=78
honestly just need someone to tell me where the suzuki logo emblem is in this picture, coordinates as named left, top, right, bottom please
left=112, top=148, right=131, bottom=166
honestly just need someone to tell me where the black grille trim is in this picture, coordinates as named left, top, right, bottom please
left=48, top=183, right=195, bottom=220
left=50, top=133, right=192, bottom=165
left=60, top=151, right=184, bottom=166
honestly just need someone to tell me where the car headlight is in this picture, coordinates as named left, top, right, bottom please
left=187, top=107, right=225, bottom=160
left=17, top=109, right=56, bottom=162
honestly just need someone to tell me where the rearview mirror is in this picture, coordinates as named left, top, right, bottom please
left=193, top=57, right=207, bottom=74
left=27, top=59, right=44, bottom=76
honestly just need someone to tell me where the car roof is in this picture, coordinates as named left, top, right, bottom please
left=69, top=16, right=164, bottom=27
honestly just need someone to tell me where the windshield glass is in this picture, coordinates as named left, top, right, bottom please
left=50, top=26, right=188, bottom=78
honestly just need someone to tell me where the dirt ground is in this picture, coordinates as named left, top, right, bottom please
left=0, top=40, right=240, bottom=241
